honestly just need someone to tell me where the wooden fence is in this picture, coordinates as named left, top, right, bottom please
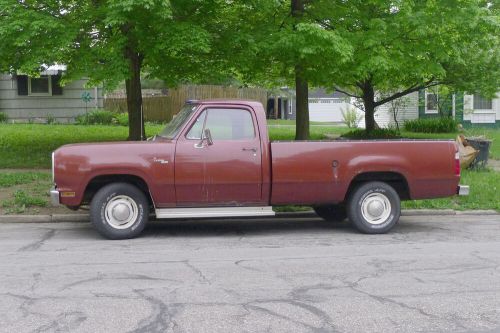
left=104, top=85, right=269, bottom=122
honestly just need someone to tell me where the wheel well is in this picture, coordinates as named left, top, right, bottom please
left=83, top=175, right=153, bottom=206
left=346, top=172, right=410, bottom=201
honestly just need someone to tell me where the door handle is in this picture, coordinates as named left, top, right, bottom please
left=242, top=147, right=257, bottom=152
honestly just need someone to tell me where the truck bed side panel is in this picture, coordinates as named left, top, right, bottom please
left=270, top=140, right=459, bottom=205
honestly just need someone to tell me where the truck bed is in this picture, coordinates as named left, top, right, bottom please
left=270, top=140, right=459, bottom=205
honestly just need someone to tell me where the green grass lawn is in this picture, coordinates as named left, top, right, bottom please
left=0, top=171, right=52, bottom=214
left=0, top=172, right=50, bottom=187
left=0, top=123, right=498, bottom=167
left=402, top=168, right=500, bottom=211
left=0, top=123, right=498, bottom=211
left=0, top=124, right=162, bottom=168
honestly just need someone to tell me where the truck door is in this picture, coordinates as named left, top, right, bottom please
left=174, top=107, right=263, bottom=206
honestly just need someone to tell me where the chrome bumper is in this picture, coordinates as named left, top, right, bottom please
left=50, top=187, right=60, bottom=206
left=458, top=185, right=470, bottom=196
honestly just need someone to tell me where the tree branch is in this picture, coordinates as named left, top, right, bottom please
left=334, top=87, right=361, bottom=98
left=374, top=79, right=439, bottom=107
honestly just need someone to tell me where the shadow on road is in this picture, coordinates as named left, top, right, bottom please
left=65, top=216, right=450, bottom=240
left=139, top=217, right=438, bottom=238
left=143, top=217, right=352, bottom=237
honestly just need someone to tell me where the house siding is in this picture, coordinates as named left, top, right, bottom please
left=462, top=93, right=500, bottom=127
left=375, top=92, right=419, bottom=128
left=0, top=74, right=103, bottom=122
left=307, top=89, right=361, bottom=125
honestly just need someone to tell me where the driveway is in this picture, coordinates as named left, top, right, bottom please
left=0, top=214, right=499, bottom=333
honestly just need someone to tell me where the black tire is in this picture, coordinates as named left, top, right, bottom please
left=90, top=183, right=149, bottom=239
left=347, top=181, right=400, bottom=234
left=314, top=204, right=347, bottom=222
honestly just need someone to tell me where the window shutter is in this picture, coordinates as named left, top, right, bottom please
left=52, top=74, right=63, bottom=95
left=17, top=75, right=28, bottom=95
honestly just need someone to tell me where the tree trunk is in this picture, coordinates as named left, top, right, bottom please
left=292, top=0, right=309, bottom=140
left=274, top=97, right=278, bottom=119
left=361, top=81, right=376, bottom=133
left=123, top=24, right=145, bottom=141
left=393, top=109, right=400, bottom=131
left=295, top=65, right=309, bottom=140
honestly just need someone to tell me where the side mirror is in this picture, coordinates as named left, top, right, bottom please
left=204, top=128, right=213, bottom=146
left=195, top=128, right=213, bottom=148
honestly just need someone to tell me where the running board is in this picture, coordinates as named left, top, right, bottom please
left=155, top=206, right=275, bottom=219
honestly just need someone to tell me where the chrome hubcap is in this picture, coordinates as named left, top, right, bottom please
left=361, top=193, right=391, bottom=225
left=105, top=195, right=138, bottom=229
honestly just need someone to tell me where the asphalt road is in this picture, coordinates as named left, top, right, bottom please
left=0, top=214, right=499, bottom=333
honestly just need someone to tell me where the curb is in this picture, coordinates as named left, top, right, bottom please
left=0, top=209, right=498, bottom=223
left=0, top=214, right=89, bottom=223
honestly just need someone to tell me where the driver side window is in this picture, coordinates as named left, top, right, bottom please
left=186, top=111, right=207, bottom=140
left=186, top=108, right=255, bottom=141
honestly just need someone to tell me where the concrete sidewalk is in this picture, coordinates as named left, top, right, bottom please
left=0, top=209, right=498, bottom=223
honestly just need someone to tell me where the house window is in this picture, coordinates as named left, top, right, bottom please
left=473, top=95, right=492, bottom=110
left=28, top=75, right=52, bottom=96
left=426, top=93, right=438, bottom=114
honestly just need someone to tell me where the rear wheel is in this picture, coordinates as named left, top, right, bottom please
left=347, top=181, right=400, bottom=234
left=314, top=204, right=347, bottom=222
left=90, top=183, right=149, bottom=239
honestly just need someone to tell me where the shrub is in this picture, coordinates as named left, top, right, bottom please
left=113, top=112, right=129, bottom=126
left=0, top=112, right=8, bottom=123
left=341, top=128, right=401, bottom=140
left=76, top=110, right=117, bottom=125
left=46, top=114, right=57, bottom=125
left=404, top=117, right=459, bottom=133
left=341, top=107, right=363, bottom=128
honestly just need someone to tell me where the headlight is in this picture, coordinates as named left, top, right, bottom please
left=52, top=152, right=55, bottom=184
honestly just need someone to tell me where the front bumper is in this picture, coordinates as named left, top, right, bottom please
left=457, top=185, right=470, bottom=196
left=50, top=187, right=60, bottom=206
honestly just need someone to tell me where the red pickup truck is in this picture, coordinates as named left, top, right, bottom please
left=51, top=100, right=468, bottom=239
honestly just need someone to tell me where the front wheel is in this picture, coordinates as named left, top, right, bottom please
left=90, top=183, right=149, bottom=239
left=347, top=182, right=400, bottom=234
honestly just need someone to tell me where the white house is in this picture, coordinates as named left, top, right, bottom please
left=305, top=89, right=500, bottom=128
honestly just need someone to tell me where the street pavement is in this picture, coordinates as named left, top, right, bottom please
left=0, top=214, right=499, bottom=333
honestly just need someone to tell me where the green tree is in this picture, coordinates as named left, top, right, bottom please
left=218, top=0, right=351, bottom=139
left=309, top=0, right=500, bottom=132
left=0, top=0, right=219, bottom=140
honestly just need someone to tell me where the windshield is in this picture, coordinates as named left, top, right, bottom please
left=159, top=104, right=198, bottom=139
